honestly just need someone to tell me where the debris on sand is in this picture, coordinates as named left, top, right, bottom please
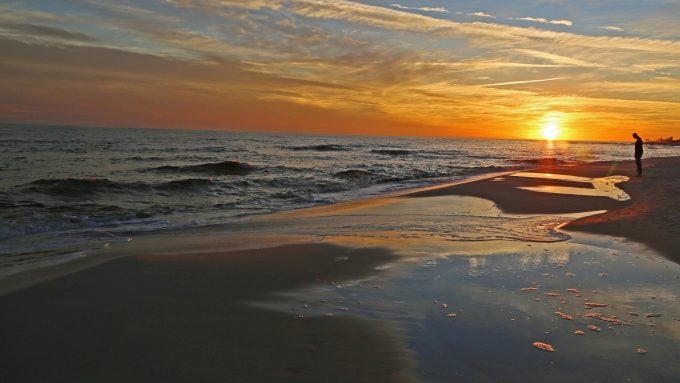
left=586, top=313, right=602, bottom=318
left=566, top=272, right=575, bottom=277
left=532, top=342, right=556, bottom=352
left=598, top=317, right=622, bottom=325
left=520, top=287, right=539, bottom=292
left=447, top=313, right=457, bottom=318
left=587, top=325, right=602, bottom=332
left=574, top=330, right=585, bottom=335
left=565, top=288, right=581, bottom=294
left=629, top=312, right=639, bottom=316
left=637, top=348, right=647, bottom=355
left=544, top=292, right=560, bottom=297
left=441, top=303, right=448, bottom=309
left=645, top=313, right=662, bottom=318
left=555, top=311, right=574, bottom=320
left=585, top=302, right=608, bottom=308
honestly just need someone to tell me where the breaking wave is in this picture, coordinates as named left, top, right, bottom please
left=150, top=160, right=256, bottom=175
left=511, top=157, right=576, bottom=166
left=23, top=177, right=220, bottom=196
left=23, top=178, right=131, bottom=196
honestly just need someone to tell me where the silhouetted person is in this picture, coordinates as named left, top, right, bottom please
left=632, top=133, right=643, bottom=176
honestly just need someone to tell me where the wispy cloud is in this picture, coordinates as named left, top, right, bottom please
left=0, top=22, right=96, bottom=42
left=513, top=17, right=573, bottom=26
left=600, top=26, right=624, bottom=32
left=469, top=12, right=495, bottom=19
left=513, top=49, right=605, bottom=68
left=1, top=0, right=678, bottom=140
left=479, top=77, right=568, bottom=87
left=390, top=4, right=448, bottom=13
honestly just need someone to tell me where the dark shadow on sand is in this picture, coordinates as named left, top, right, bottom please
left=0, top=244, right=415, bottom=383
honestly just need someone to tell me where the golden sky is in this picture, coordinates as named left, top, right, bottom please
left=0, top=1, right=678, bottom=141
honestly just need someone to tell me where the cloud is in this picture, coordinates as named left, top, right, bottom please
left=1, top=0, right=678, bottom=140
left=166, top=0, right=278, bottom=11
left=513, top=16, right=573, bottom=26
left=513, top=49, right=605, bottom=68
left=479, top=77, right=568, bottom=87
left=390, top=4, right=448, bottom=13
left=0, top=23, right=96, bottom=42
left=289, top=1, right=679, bottom=53
left=469, top=12, right=495, bottom=19
left=600, top=26, right=624, bottom=32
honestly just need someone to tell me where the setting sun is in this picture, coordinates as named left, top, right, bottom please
left=542, top=123, right=560, bottom=141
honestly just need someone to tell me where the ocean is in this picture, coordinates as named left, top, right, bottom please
left=1, top=123, right=678, bottom=273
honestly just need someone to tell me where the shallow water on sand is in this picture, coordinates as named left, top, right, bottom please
left=258, top=235, right=680, bottom=382
left=512, top=172, right=631, bottom=201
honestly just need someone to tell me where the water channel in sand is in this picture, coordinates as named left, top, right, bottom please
left=510, top=172, right=631, bottom=201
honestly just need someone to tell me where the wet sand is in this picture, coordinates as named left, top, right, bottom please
left=408, top=156, right=680, bottom=263
left=1, top=156, right=679, bottom=382
left=0, top=244, right=415, bottom=383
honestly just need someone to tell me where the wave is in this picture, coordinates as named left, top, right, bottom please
left=510, top=157, right=575, bottom=165
left=155, top=178, right=214, bottom=191
left=371, top=149, right=415, bottom=156
left=22, top=177, right=220, bottom=196
left=0, top=203, right=174, bottom=241
left=23, top=178, right=130, bottom=196
left=334, top=169, right=375, bottom=180
left=150, top=160, right=256, bottom=175
left=290, top=144, right=348, bottom=152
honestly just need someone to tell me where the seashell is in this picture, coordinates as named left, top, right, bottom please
left=555, top=311, right=573, bottom=320
left=532, top=342, right=556, bottom=352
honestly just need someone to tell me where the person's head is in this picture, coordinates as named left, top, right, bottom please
left=633, top=133, right=639, bottom=139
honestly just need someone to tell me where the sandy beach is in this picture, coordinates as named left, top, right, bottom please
left=2, top=157, right=679, bottom=383
left=410, top=157, right=680, bottom=263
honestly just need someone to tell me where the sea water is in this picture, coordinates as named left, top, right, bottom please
left=1, top=123, right=678, bottom=272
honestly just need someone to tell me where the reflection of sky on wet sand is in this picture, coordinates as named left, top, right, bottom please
left=257, top=233, right=680, bottom=383
left=511, top=172, right=631, bottom=201
left=239, top=196, right=604, bottom=257
left=111, top=190, right=677, bottom=381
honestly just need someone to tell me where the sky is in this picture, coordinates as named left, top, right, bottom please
left=0, top=0, right=678, bottom=141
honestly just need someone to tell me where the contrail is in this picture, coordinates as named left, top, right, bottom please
left=480, top=77, right=568, bottom=87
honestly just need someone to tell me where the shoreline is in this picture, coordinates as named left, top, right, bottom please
left=2, top=156, right=678, bottom=294
left=406, top=156, right=680, bottom=263
left=1, top=156, right=679, bottom=382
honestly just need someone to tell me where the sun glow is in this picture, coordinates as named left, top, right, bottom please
left=538, top=112, right=565, bottom=141
left=542, top=123, right=560, bottom=141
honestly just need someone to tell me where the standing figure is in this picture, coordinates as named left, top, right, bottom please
left=632, top=133, right=643, bottom=176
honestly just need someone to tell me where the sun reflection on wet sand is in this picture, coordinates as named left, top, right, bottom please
left=511, top=172, right=630, bottom=201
